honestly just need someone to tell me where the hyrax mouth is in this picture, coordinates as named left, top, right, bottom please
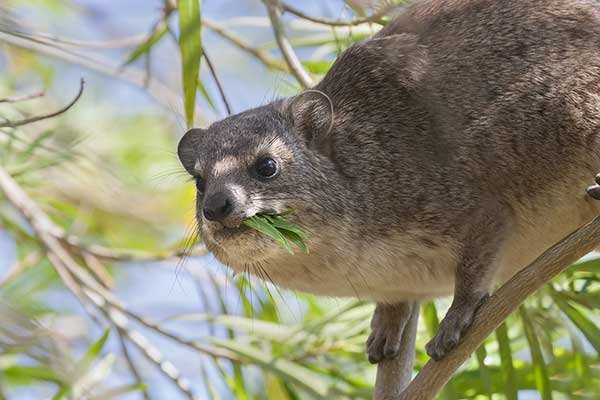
left=211, top=222, right=251, bottom=240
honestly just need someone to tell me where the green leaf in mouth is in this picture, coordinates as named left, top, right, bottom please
left=242, top=211, right=309, bottom=254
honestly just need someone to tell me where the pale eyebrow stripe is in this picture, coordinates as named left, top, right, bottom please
left=258, top=137, right=293, bottom=160
left=212, top=155, right=239, bottom=176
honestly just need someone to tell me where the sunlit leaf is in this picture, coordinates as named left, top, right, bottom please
left=520, top=306, right=553, bottom=400
left=495, top=322, right=518, bottom=400
left=77, top=329, right=110, bottom=371
left=178, top=0, right=203, bottom=127
left=211, top=339, right=339, bottom=398
left=553, top=292, right=600, bottom=354
left=122, top=26, right=168, bottom=66
left=243, top=212, right=308, bottom=254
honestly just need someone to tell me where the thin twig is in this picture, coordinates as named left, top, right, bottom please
left=203, top=48, right=232, bottom=115
left=0, top=165, right=206, bottom=400
left=0, top=251, right=42, bottom=288
left=165, top=0, right=281, bottom=75
left=202, top=18, right=288, bottom=73
left=281, top=2, right=396, bottom=27
left=263, top=0, right=313, bottom=88
left=63, top=237, right=208, bottom=263
left=0, top=79, right=84, bottom=128
left=81, top=252, right=115, bottom=289
left=0, top=165, right=237, bottom=363
left=1, top=30, right=148, bottom=49
left=102, top=293, right=241, bottom=362
left=0, top=90, right=45, bottom=103
left=394, top=215, right=600, bottom=400
left=0, top=30, right=193, bottom=122
left=115, top=329, right=151, bottom=400
left=93, top=300, right=197, bottom=400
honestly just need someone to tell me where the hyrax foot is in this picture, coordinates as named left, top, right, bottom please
left=366, top=302, right=413, bottom=364
left=586, top=173, right=600, bottom=200
left=425, top=294, right=489, bottom=361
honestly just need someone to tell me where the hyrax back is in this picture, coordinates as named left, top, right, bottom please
left=178, top=0, right=600, bottom=360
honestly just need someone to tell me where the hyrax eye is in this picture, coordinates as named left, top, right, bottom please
left=255, top=157, right=278, bottom=178
left=195, top=176, right=205, bottom=192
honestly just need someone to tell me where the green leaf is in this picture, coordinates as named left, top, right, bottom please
left=200, top=364, right=222, bottom=400
left=475, top=345, right=493, bottom=399
left=90, top=383, right=147, bottom=400
left=282, top=230, right=309, bottom=253
left=4, top=365, right=64, bottom=385
left=421, top=302, right=457, bottom=400
left=264, top=372, right=292, bottom=400
left=122, top=26, right=168, bottom=66
left=519, top=306, right=552, bottom=400
left=164, top=313, right=295, bottom=340
left=82, top=329, right=110, bottom=365
left=264, top=215, right=308, bottom=240
left=569, top=257, right=600, bottom=272
left=243, top=211, right=309, bottom=253
left=302, top=60, right=334, bottom=74
left=421, top=302, right=440, bottom=336
left=178, top=0, right=202, bottom=127
left=495, top=322, right=518, bottom=400
left=198, top=79, right=217, bottom=112
left=211, top=339, right=335, bottom=398
left=243, top=216, right=293, bottom=253
left=553, top=293, right=600, bottom=354
left=20, top=130, right=54, bottom=160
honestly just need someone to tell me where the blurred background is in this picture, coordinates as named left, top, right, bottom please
left=0, top=0, right=598, bottom=399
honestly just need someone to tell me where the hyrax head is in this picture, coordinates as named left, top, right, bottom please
left=177, top=91, right=343, bottom=270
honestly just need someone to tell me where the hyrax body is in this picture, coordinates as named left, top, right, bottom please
left=178, top=0, right=600, bottom=361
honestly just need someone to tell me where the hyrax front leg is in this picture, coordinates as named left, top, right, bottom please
left=367, top=302, right=416, bottom=364
left=426, top=211, right=508, bottom=361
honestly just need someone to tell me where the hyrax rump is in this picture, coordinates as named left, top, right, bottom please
left=178, top=0, right=600, bottom=362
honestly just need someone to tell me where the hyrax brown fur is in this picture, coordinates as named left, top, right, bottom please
left=178, top=0, right=600, bottom=362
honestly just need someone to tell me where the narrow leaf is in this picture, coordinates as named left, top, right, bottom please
left=553, top=293, right=600, bottom=354
left=495, top=322, right=518, bottom=400
left=243, top=216, right=293, bottom=253
left=123, top=26, right=168, bottom=66
left=519, top=306, right=552, bottom=400
left=475, top=345, right=493, bottom=399
left=198, top=79, right=217, bottom=112
left=211, top=339, right=333, bottom=398
left=178, top=0, right=202, bottom=127
left=78, top=329, right=110, bottom=370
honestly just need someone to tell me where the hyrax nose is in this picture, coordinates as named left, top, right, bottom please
left=203, top=192, right=233, bottom=222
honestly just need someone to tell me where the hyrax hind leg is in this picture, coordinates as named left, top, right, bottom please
left=367, top=302, right=418, bottom=364
left=426, top=206, right=510, bottom=360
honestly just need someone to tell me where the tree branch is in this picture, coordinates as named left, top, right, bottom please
left=263, top=0, right=313, bottom=88
left=203, top=48, right=232, bottom=115
left=0, top=30, right=192, bottom=122
left=374, top=302, right=419, bottom=400
left=386, top=215, right=600, bottom=400
left=281, top=2, right=397, bottom=27
left=0, top=79, right=84, bottom=128
left=202, top=18, right=288, bottom=74
left=116, top=327, right=151, bottom=400
left=0, top=90, right=45, bottom=103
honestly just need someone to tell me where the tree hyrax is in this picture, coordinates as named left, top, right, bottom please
left=178, top=0, right=600, bottom=362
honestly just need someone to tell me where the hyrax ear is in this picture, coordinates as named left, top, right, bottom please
left=283, top=90, right=334, bottom=152
left=177, top=128, right=203, bottom=175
